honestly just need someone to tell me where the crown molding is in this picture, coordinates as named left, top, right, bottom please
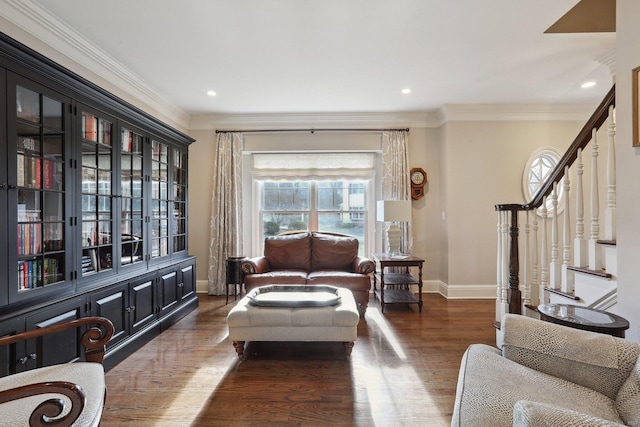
left=439, top=104, right=595, bottom=123
left=1, top=0, right=190, bottom=129
left=192, top=104, right=595, bottom=131
left=596, top=48, right=616, bottom=78
left=189, top=111, right=438, bottom=131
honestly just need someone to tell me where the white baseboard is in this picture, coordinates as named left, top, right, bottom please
left=196, top=279, right=496, bottom=300
left=442, top=283, right=497, bottom=299
left=196, top=279, right=209, bottom=294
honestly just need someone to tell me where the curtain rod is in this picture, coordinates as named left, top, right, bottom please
left=215, top=128, right=410, bottom=134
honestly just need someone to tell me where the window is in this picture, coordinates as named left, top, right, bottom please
left=522, top=147, right=564, bottom=214
left=259, top=180, right=369, bottom=256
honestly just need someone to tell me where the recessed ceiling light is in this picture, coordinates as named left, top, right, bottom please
left=581, top=81, right=596, bottom=89
left=402, top=88, right=411, bottom=94
left=207, top=90, right=217, bottom=96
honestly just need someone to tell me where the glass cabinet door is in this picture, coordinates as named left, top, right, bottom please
left=120, top=126, right=145, bottom=266
left=172, top=148, right=187, bottom=253
left=151, top=139, right=169, bottom=259
left=80, top=108, right=114, bottom=276
left=10, top=79, right=69, bottom=300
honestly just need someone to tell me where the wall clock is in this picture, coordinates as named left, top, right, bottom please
left=410, top=167, right=427, bottom=200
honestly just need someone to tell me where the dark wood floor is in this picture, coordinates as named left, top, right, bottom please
left=101, top=293, right=496, bottom=426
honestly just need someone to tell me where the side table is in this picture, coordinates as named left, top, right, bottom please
left=226, top=256, right=245, bottom=304
left=538, top=303, right=629, bottom=338
left=372, top=253, right=424, bottom=313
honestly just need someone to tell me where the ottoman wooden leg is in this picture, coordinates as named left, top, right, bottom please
left=344, top=341, right=354, bottom=358
left=232, top=340, right=246, bottom=360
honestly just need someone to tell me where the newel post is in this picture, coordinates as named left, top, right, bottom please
left=508, top=209, right=521, bottom=314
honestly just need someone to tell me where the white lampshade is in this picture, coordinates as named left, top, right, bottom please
left=377, top=200, right=412, bottom=223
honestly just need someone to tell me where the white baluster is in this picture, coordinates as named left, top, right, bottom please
left=549, top=183, right=560, bottom=289
left=523, top=210, right=531, bottom=311
left=605, top=105, right=616, bottom=240
left=496, top=211, right=509, bottom=327
left=574, top=148, right=587, bottom=267
left=496, top=212, right=503, bottom=301
left=540, top=199, right=549, bottom=297
left=589, top=128, right=602, bottom=270
left=561, top=167, right=574, bottom=294
left=532, top=212, right=541, bottom=305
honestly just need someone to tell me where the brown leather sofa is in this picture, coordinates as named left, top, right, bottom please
left=241, top=231, right=375, bottom=316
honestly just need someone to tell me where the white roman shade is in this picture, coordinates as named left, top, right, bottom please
left=251, top=152, right=377, bottom=180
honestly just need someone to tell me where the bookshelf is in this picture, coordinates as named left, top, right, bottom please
left=0, top=32, right=197, bottom=374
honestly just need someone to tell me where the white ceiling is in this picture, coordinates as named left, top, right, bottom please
left=7, top=0, right=617, bottom=118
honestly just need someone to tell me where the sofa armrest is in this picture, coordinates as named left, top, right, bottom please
left=502, top=314, right=640, bottom=399
left=353, top=257, right=375, bottom=274
left=513, top=400, right=626, bottom=427
left=241, top=257, right=270, bottom=274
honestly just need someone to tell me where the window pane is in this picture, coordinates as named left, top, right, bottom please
left=262, top=213, right=309, bottom=236
left=263, top=182, right=309, bottom=210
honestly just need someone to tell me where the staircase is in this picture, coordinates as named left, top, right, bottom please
left=495, top=86, right=617, bottom=330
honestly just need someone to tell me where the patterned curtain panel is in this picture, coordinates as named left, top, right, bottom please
left=381, top=130, right=413, bottom=254
left=208, top=132, right=244, bottom=295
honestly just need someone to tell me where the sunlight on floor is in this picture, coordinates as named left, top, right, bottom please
left=151, top=335, right=237, bottom=426
left=366, top=309, right=407, bottom=360
left=350, top=310, right=450, bottom=426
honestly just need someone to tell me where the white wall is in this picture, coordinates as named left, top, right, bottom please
left=615, top=0, right=640, bottom=342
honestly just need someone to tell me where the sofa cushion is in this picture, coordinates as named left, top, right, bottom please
left=244, top=270, right=308, bottom=291
left=307, top=271, right=371, bottom=291
left=264, top=232, right=311, bottom=271
left=616, top=356, right=640, bottom=426
left=310, top=232, right=358, bottom=271
left=452, top=344, right=624, bottom=427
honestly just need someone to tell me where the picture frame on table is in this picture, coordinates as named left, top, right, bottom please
left=633, top=66, right=640, bottom=147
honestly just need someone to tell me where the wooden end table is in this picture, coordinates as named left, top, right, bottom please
left=226, top=256, right=245, bottom=304
left=538, top=303, right=629, bottom=338
left=372, top=253, right=424, bottom=313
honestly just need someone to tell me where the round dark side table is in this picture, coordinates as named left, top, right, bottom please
left=538, top=303, right=629, bottom=338
left=226, top=256, right=245, bottom=304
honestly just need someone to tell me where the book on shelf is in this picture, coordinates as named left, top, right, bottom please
left=83, top=113, right=96, bottom=141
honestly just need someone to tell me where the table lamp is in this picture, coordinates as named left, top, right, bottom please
left=377, top=200, right=411, bottom=255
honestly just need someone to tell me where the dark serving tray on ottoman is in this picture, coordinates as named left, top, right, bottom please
left=247, top=285, right=342, bottom=308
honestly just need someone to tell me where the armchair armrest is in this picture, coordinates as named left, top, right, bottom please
left=241, top=257, right=270, bottom=275
left=0, top=381, right=85, bottom=427
left=0, top=316, right=114, bottom=364
left=353, top=257, right=375, bottom=275
left=513, top=400, right=626, bottom=427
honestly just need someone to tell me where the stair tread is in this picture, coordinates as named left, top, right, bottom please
left=544, top=287, right=580, bottom=300
left=566, top=266, right=612, bottom=278
left=597, top=239, right=616, bottom=246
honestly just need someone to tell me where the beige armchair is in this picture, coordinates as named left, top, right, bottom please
left=452, top=314, right=640, bottom=427
left=0, top=317, right=114, bottom=427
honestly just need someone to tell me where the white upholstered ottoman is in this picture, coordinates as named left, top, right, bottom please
left=227, top=286, right=360, bottom=360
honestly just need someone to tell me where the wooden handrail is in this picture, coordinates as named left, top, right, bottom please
left=496, top=85, right=615, bottom=213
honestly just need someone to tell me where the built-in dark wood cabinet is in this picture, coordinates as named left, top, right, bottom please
left=0, top=32, right=197, bottom=375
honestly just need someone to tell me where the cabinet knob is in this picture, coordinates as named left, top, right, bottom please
left=18, top=354, right=36, bottom=365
